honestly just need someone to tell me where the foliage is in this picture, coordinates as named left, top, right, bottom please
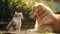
left=0, top=0, right=10, bottom=21
left=0, top=0, right=58, bottom=22
left=45, top=0, right=57, bottom=13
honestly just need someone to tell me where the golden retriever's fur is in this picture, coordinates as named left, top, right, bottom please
left=29, top=3, right=60, bottom=33
left=6, top=12, right=23, bottom=32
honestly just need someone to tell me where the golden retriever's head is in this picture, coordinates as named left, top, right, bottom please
left=29, top=3, right=52, bottom=19
left=29, top=6, right=38, bottom=19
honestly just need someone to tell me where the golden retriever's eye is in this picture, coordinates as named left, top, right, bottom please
left=33, top=10, right=35, bottom=11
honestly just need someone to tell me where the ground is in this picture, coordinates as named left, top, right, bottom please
left=0, top=30, right=58, bottom=34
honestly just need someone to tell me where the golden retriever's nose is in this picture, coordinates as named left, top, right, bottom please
left=29, top=11, right=32, bottom=15
left=29, top=12, right=31, bottom=15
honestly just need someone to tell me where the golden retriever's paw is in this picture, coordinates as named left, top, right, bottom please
left=27, top=29, right=37, bottom=32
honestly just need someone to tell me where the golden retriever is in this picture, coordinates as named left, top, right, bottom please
left=29, top=3, right=60, bottom=33
left=6, top=11, right=23, bottom=32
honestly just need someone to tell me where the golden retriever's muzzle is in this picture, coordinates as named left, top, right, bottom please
left=29, top=11, right=37, bottom=19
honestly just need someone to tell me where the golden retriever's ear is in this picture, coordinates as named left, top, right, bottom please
left=36, top=5, right=45, bottom=16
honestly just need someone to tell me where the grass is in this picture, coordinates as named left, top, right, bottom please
left=0, top=30, right=58, bottom=34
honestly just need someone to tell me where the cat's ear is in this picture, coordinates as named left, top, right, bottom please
left=15, top=11, right=18, bottom=14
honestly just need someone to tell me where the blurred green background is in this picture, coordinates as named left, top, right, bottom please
left=0, top=0, right=60, bottom=21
